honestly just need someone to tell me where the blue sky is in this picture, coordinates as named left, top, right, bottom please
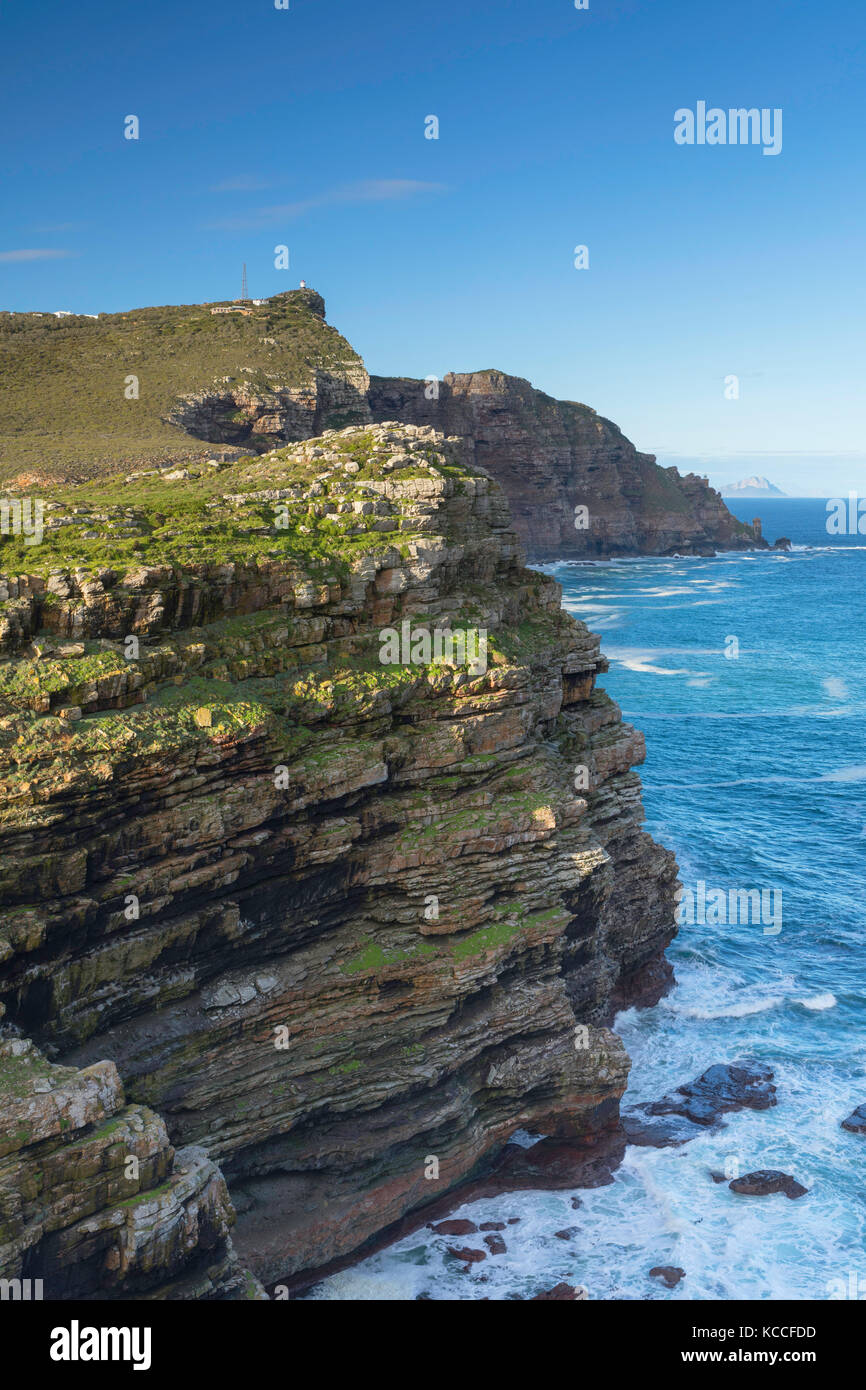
left=1, top=0, right=864, bottom=493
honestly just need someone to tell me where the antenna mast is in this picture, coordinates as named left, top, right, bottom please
left=241, top=263, right=248, bottom=301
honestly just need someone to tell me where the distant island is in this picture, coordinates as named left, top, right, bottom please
left=721, top=475, right=787, bottom=498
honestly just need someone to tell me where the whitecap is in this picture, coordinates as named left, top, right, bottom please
left=675, top=996, right=784, bottom=1020
left=823, top=677, right=850, bottom=700
left=818, top=764, right=866, bottom=783
left=795, top=992, right=837, bottom=1011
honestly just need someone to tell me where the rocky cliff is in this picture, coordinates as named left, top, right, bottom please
left=2, top=287, right=758, bottom=559
left=0, top=422, right=678, bottom=1296
left=369, top=372, right=761, bottom=559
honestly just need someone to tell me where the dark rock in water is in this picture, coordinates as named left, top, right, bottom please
left=447, top=1245, right=486, bottom=1264
left=483, top=1233, right=507, bottom=1255
left=430, top=1219, right=477, bottom=1236
left=650, top=1266, right=686, bottom=1288
left=570, top=1196, right=583, bottom=1210
left=641, top=1060, right=777, bottom=1128
left=841, top=1104, right=866, bottom=1134
left=554, top=1227, right=579, bottom=1241
left=486, top=1132, right=626, bottom=1190
left=709, top=1171, right=728, bottom=1184
left=507, top=1217, right=521, bottom=1225
left=622, top=1110, right=703, bottom=1148
left=773, top=537, right=792, bottom=550
left=479, top=1221, right=507, bottom=1232
left=532, top=1282, right=586, bottom=1300
left=728, top=1170, right=808, bottom=1200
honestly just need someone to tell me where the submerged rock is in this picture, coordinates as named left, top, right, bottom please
left=447, top=1246, right=486, bottom=1265
left=531, top=1282, right=586, bottom=1301
left=650, top=1266, right=686, bottom=1288
left=430, top=1220, right=477, bottom=1237
left=622, top=1111, right=701, bottom=1148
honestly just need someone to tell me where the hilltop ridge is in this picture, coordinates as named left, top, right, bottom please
left=0, top=289, right=369, bottom=486
left=0, top=286, right=761, bottom=556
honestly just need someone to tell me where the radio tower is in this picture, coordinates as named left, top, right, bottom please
left=241, top=263, right=248, bottom=301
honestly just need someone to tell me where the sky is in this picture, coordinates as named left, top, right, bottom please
left=1, top=0, right=864, bottom=495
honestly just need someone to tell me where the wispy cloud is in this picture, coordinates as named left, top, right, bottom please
left=209, top=178, right=447, bottom=229
left=0, top=248, right=75, bottom=262
left=210, top=175, right=279, bottom=193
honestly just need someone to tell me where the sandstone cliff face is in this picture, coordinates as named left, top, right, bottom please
left=165, top=367, right=371, bottom=454
left=0, top=1037, right=262, bottom=1299
left=0, top=423, right=677, bottom=1293
left=369, top=371, right=760, bottom=559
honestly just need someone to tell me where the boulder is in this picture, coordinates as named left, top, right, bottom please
left=841, top=1104, right=866, bottom=1134
left=728, top=1170, right=808, bottom=1200
left=641, top=1060, right=776, bottom=1128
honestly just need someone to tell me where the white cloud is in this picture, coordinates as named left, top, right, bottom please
left=0, top=248, right=74, bottom=262
left=210, top=178, right=447, bottom=229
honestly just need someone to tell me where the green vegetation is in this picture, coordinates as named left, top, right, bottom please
left=0, top=289, right=365, bottom=483
left=340, top=939, right=437, bottom=976
left=0, top=424, right=453, bottom=576
left=117, top=1180, right=174, bottom=1209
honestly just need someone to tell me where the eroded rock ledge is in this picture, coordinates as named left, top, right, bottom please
left=0, top=422, right=678, bottom=1294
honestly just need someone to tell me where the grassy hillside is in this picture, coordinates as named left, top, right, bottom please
left=0, top=425, right=461, bottom=580
left=0, top=290, right=366, bottom=486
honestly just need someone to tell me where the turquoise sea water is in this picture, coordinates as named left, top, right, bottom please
left=311, top=499, right=866, bottom=1301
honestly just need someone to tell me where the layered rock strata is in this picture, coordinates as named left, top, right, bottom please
left=369, top=371, right=761, bottom=559
left=0, top=422, right=678, bottom=1291
left=0, top=1036, right=262, bottom=1299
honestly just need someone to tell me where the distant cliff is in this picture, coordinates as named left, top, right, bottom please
left=369, top=371, right=762, bottom=559
left=2, top=289, right=762, bottom=558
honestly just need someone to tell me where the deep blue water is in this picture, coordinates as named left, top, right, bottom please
left=311, top=499, right=866, bottom=1301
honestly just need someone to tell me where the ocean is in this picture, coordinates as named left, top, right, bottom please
left=309, top=498, right=866, bottom=1301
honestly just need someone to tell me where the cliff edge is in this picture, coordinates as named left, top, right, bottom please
left=1, top=288, right=760, bottom=558
left=0, top=422, right=678, bottom=1294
